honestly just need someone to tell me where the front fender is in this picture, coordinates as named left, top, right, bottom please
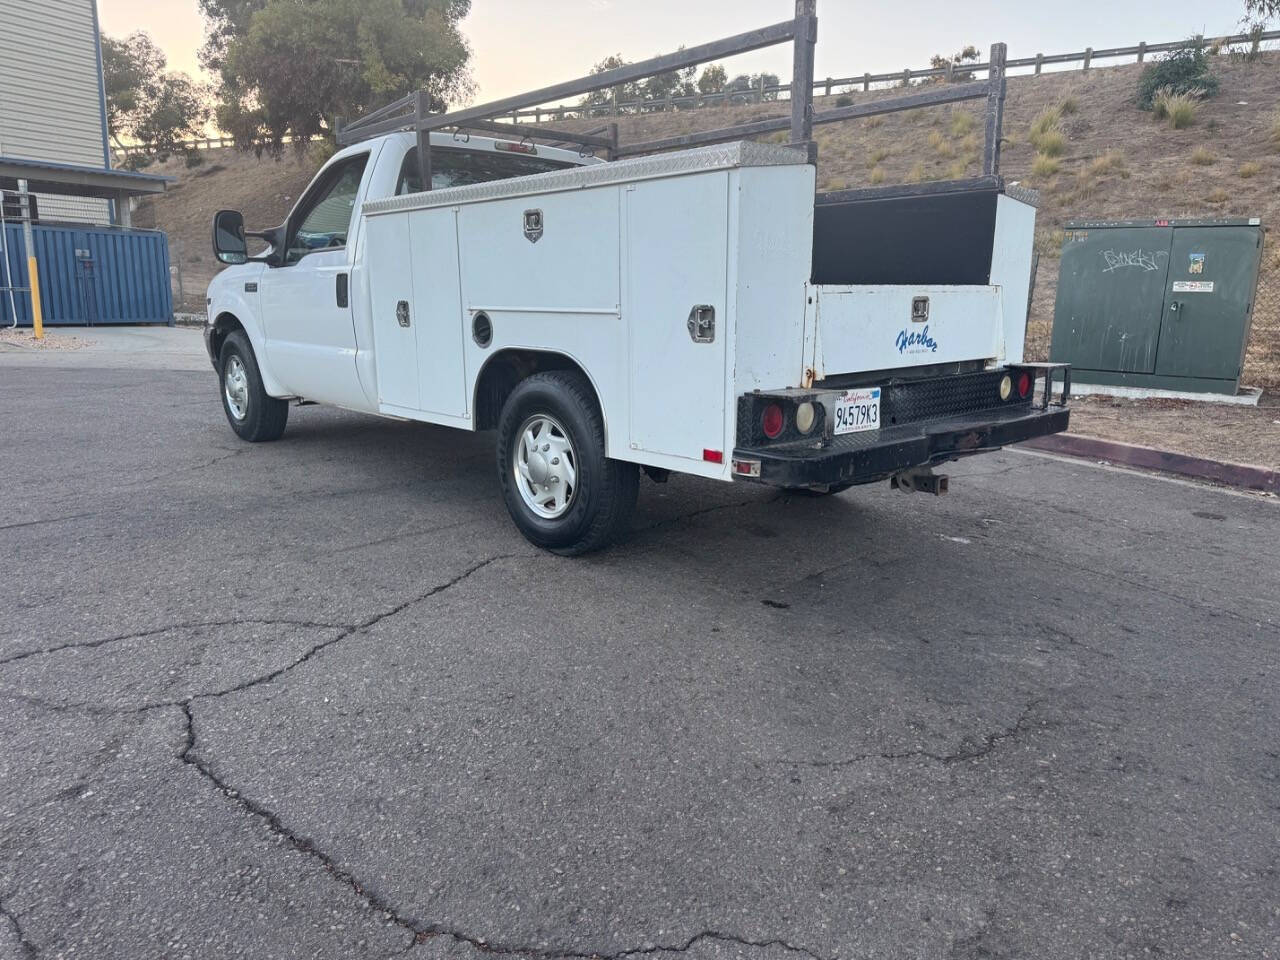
left=208, top=268, right=289, bottom=398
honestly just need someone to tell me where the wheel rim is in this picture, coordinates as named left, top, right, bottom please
left=224, top=355, right=250, bottom=421
left=513, top=414, right=577, bottom=519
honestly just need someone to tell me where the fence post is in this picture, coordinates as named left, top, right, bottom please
left=1034, top=53, right=1044, bottom=74
left=825, top=76, right=832, bottom=96
left=1082, top=46, right=1093, bottom=70
left=1136, top=41, right=1146, bottom=63
left=173, top=237, right=185, bottom=313
left=945, top=61, right=954, bottom=83
left=983, top=42, right=1007, bottom=177
left=863, top=72, right=871, bottom=91
left=611, top=90, right=618, bottom=116
left=902, top=68, right=912, bottom=87
left=790, top=0, right=817, bottom=146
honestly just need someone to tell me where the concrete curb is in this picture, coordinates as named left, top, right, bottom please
left=1021, top=433, right=1279, bottom=493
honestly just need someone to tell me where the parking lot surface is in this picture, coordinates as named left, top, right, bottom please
left=1, top=348, right=1277, bottom=960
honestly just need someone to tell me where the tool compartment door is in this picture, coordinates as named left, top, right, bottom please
left=624, top=173, right=729, bottom=462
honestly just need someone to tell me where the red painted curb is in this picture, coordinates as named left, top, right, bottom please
left=1021, top=434, right=1279, bottom=493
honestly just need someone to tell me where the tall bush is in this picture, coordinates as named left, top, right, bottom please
left=1137, top=41, right=1219, bottom=109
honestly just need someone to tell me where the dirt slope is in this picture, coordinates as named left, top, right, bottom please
left=135, top=51, right=1280, bottom=385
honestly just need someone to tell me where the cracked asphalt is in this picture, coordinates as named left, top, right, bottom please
left=2, top=341, right=1278, bottom=960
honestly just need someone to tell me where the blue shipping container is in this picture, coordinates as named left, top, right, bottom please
left=0, top=222, right=173, bottom=326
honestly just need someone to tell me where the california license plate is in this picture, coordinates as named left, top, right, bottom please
left=833, top=387, right=881, bottom=435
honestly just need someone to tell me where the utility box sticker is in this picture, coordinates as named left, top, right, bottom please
left=1188, top=253, right=1205, bottom=275
left=1172, top=280, right=1215, bottom=293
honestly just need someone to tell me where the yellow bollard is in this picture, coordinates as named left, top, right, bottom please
left=28, top=255, right=42, bottom=340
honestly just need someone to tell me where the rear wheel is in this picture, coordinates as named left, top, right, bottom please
left=219, top=330, right=288, bottom=442
left=497, top=371, right=638, bottom=555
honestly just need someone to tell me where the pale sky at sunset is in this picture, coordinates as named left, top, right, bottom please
left=97, top=0, right=1252, bottom=109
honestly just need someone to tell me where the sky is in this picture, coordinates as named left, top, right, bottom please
left=97, top=0, right=1254, bottom=108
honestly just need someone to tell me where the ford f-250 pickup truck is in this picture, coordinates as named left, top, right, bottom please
left=204, top=10, right=1069, bottom=555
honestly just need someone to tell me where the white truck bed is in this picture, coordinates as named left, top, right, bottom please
left=360, top=140, right=1035, bottom=480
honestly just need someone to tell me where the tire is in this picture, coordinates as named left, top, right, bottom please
left=496, top=371, right=638, bottom=556
left=219, top=330, right=288, bottom=442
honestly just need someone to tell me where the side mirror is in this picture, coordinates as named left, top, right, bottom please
left=212, top=209, right=248, bottom=265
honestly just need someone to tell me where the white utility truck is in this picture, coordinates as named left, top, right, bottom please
left=205, top=8, right=1069, bottom=554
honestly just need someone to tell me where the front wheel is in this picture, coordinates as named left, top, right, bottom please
left=219, top=330, right=288, bottom=442
left=496, top=371, right=638, bottom=556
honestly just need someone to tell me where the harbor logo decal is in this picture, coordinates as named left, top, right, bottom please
left=896, top=325, right=938, bottom=355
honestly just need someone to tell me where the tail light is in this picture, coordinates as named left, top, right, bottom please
left=762, top=403, right=785, bottom=439
left=1016, top=371, right=1032, bottom=399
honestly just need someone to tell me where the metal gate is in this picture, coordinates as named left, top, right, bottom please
left=1050, top=218, right=1265, bottom=395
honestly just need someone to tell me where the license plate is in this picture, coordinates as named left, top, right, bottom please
left=832, top=387, right=881, bottom=435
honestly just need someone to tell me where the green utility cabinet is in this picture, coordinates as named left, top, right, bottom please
left=1050, top=218, right=1265, bottom=394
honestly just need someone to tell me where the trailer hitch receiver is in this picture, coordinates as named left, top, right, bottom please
left=891, top=467, right=949, bottom=496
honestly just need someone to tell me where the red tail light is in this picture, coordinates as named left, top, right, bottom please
left=762, top=403, right=785, bottom=439
left=1017, top=371, right=1032, bottom=399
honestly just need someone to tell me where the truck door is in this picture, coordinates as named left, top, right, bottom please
left=260, top=151, right=372, bottom=407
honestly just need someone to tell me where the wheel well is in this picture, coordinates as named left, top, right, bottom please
left=209, top=312, right=246, bottom=362
left=473, top=349, right=603, bottom=434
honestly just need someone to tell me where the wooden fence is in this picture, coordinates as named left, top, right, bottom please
left=112, top=27, right=1279, bottom=160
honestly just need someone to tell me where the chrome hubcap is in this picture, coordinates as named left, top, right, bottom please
left=224, top=356, right=249, bottom=421
left=513, top=415, right=577, bottom=519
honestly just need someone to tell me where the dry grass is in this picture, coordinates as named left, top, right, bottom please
left=864, top=114, right=884, bottom=129
left=1087, top=150, right=1128, bottom=177
left=1189, top=146, right=1216, bottom=166
left=927, top=130, right=955, bottom=157
left=1205, top=187, right=1230, bottom=203
left=1152, top=88, right=1200, bottom=129
left=905, top=161, right=926, bottom=184
left=1030, top=153, right=1061, bottom=178
left=867, top=147, right=890, bottom=167
left=949, top=111, right=977, bottom=137
left=1239, top=161, right=1262, bottom=177
left=869, top=165, right=886, bottom=185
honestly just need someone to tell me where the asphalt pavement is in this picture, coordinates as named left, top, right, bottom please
left=1, top=332, right=1277, bottom=960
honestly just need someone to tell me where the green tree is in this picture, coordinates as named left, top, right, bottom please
left=929, top=45, right=980, bottom=83
left=726, top=72, right=780, bottom=102
left=206, top=0, right=472, bottom=154
left=1242, top=0, right=1279, bottom=28
left=101, top=30, right=210, bottom=166
left=579, top=54, right=645, bottom=110
left=697, top=63, right=727, bottom=95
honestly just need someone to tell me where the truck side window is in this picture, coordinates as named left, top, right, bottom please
left=396, top=147, right=574, bottom=195
left=286, top=153, right=370, bottom=264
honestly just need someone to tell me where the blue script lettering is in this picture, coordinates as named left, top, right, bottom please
left=895, top=325, right=938, bottom=354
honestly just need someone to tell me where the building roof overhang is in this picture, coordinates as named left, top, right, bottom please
left=0, top=156, right=171, bottom=198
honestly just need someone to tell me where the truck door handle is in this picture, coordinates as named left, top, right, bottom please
left=335, top=273, right=349, bottom=308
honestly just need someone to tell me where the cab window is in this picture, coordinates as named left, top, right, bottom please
left=396, top=147, right=574, bottom=195
left=286, top=153, right=369, bottom=264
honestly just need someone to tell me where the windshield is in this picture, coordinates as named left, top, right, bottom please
left=396, top=147, right=576, bottom=195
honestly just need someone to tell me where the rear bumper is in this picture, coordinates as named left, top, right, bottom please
left=733, top=404, right=1070, bottom=488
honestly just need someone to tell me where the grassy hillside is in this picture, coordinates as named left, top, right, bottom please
left=136, top=50, right=1280, bottom=385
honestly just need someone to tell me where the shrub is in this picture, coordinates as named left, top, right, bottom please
left=1152, top=88, right=1200, bottom=129
left=1031, top=154, right=1061, bottom=177
left=927, top=130, right=955, bottom=157
left=865, top=115, right=884, bottom=129
left=1137, top=41, right=1219, bottom=110
left=1190, top=146, right=1215, bottom=166
left=1239, top=161, right=1262, bottom=178
left=906, top=161, right=926, bottom=183
left=1028, top=107, right=1066, bottom=155
left=835, top=94, right=854, bottom=107
left=1205, top=187, right=1229, bottom=204
left=869, top=165, right=886, bottom=185
left=867, top=147, right=890, bottom=167
left=949, top=111, right=977, bottom=136
left=1088, top=150, right=1127, bottom=176
left=1057, top=96, right=1080, bottom=116
left=946, top=160, right=968, bottom=180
